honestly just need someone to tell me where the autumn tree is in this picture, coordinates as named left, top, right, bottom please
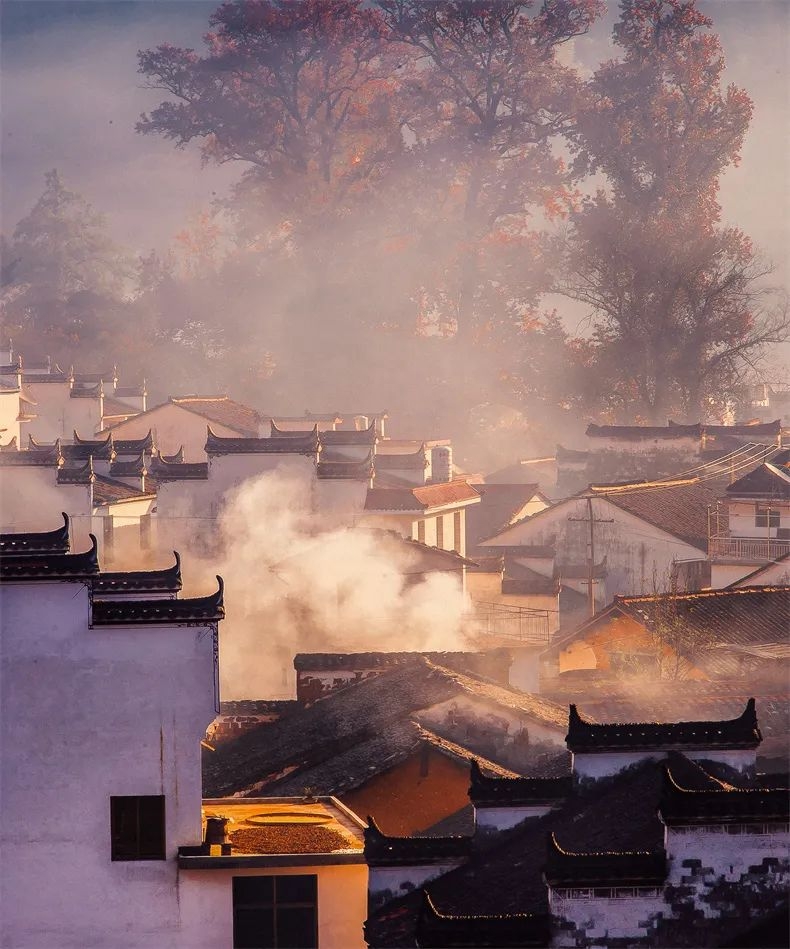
left=560, top=0, right=788, bottom=422
left=0, top=170, right=131, bottom=365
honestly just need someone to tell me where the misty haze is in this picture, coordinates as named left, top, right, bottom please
left=1, top=2, right=788, bottom=948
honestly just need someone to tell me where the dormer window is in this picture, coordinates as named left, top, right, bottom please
left=755, top=504, right=779, bottom=529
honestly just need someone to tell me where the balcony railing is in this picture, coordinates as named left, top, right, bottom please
left=708, top=536, right=790, bottom=561
left=467, top=601, right=551, bottom=644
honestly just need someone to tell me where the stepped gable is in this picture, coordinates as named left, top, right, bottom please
left=373, top=445, right=428, bottom=471
left=109, top=452, right=148, bottom=478
left=0, top=513, right=70, bottom=555
left=469, top=759, right=571, bottom=807
left=544, top=832, right=667, bottom=887
left=0, top=443, right=62, bottom=466
left=159, top=446, right=184, bottom=464
left=269, top=421, right=319, bottom=437
left=92, top=577, right=224, bottom=625
left=114, top=430, right=154, bottom=454
left=70, top=382, right=102, bottom=399
left=365, top=816, right=471, bottom=866
left=114, top=384, right=146, bottom=398
left=566, top=699, right=762, bottom=753
left=0, top=535, right=99, bottom=581
left=205, top=425, right=319, bottom=456
left=62, top=431, right=115, bottom=461
left=317, top=422, right=377, bottom=447
left=726, top=463, right=790, bottom=499
left=659, top=757, right=790, bottom=826
left=92, top=553, right=182, bottom=596
left=58, top=459, right=94, bottom=485
left=148, top=454, right=208, bottom=481
left=586, top=422, right=703, bottom=440
left=317, top=450, right=375, bottom=480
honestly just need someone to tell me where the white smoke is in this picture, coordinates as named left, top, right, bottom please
left=181, top=467, right=472, bottom=698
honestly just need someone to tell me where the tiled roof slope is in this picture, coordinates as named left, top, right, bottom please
left=466, top=483, right=544, bottom=549
left=565, top=699, right=761, bottom=752
left=93, top=475, right=154, bottom=506
left=365, top=480, right=480, bottom=512
left=726, top=463, right=790, bottom=499
left=102, top=396, right=139, bottom=419
left=0, top=512, right=70, bottom=554
left=92, top=577, right=224, bottom=625
left=469, top=759, right=571, bottom=806
left=203, top=658, right=564, bottom=797
left=169, top=395, right=263, bottom=436
left=365, top=816, right=471, bottom=865
left=263, top=721, right=517, bottom=799
left=587, top=423, right=702, bottom=440
left=293, top=649, right=511, bottom=678
left=598, top=477, right=728, bottom=550
left=205, top=426, right=319, bottom=455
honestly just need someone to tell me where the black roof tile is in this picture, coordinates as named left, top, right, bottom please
left=469, top=759, right=571, bottom=806
left=206, top=425, right=319, bottom=455
left=0, top=535, right=99, bottom=581
left=92, top=577, right=224, bottom=625
left=0, top=512, right=70, bottom=554
left=565, top=699, right=762, bottom=752
left=148, top=455, right=208, bottom=481
left=365, top=817, right=471, bottom=866
left=92, top=552, right=182, bottom=595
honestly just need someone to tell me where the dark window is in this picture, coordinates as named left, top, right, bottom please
left=755, top=504, right=780, bottom=529
left=453, top=511, right=462, bottom=553
left=233, top=875, right=318, bottom=949
left=110, top=795, right=166, bottom=861
left=436, top=515, right=444, bottom=549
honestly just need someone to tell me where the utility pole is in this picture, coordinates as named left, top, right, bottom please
left=569, top=497, right=615, bottom=618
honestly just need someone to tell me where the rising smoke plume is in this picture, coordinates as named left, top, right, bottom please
left=179, top=467, right=472, bottom=698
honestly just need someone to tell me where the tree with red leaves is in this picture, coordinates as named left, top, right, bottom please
left=561, top=0, right=788, bottom=422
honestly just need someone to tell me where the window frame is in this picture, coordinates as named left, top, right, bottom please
left=232, top=874, right=318, bottom=949
left=110, top=794, right=166, bottom=862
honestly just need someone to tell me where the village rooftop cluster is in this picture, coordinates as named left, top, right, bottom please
left=0, top=345, right=788, bottom=947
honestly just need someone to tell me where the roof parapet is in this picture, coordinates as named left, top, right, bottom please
left=0, top=512, right=70, bottom=555
left=91, top=575, right=224, bottom=625
left=0, top=534, right=99, bottom=581
left=92, top=551, right=182, bottom=596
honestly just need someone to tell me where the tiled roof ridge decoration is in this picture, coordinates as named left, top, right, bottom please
left=373, top=445, right=428, bottom=470
left=0, top=512, right=70, bottom=555
left=92, top=551, right=182, bottom=594
left=659, top=761, right=790, bottom=825
left=92, top=576, right=224, bottom=625
left=0, top=534, right=99, bottom=580
left=364, top=815, right=471, bottom=866
left=205, top=425, right=320, bottom=456
left=316, top=449, right=375, bottom=481
left=670, top=418, right=782, bottom=437
left=159, top=446, right=185, bottom=464
left=270, top=420, right=319, bottom=437
left=544, top=831, right=667, bottom=887
left=617, top=585, right=790, bottom=604
left=70, top=382, right=103, bottom=399
left=57, top=458, right=95, bottom=485
left=114, top=430, right=154, bottom=454
left=73, top=430, right=113, bottom=447
left=148, top=454, right=209, bottom=481
left=0, top=441, right=63, bottom=466
left=109, top=451, right=148, bottom=478
left=0, top=436, right=18, bottom=451
left=566, top=699, right=762, bottom=752
left=317, top=423, right=378, bottom=446
left=468, top=759, right=572, bottom=807
left=415, top=891, right=551, bottom=948
left=587, top=422, right=703, bottom=439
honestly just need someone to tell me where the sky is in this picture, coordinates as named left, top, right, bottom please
left=2, top=0, right=789, bottom=285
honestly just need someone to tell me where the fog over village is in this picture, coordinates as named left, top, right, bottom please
left=0, top=2, right=789, bottom=948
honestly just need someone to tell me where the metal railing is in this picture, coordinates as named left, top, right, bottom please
left=467, top=601, right=551, bottom=644
left=708, top=536, right=790, bottom=561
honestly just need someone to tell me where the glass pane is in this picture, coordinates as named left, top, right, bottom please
left=234, top=876, right=274, bottom=906
left=234, top=908, right=274, bottom=949
left=276, top=876, right=317, bottom=903
left=277, top=907, right=317, bottom=949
